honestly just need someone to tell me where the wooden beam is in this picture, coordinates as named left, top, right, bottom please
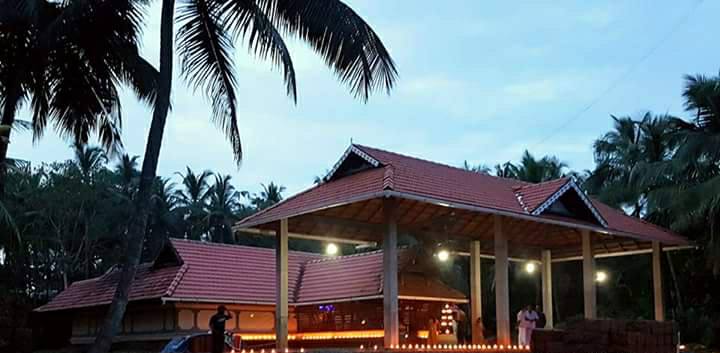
left=275, top=218, right=289, bottom=350
left=551, top=245, right=693, bottom=262
left=541, top=250, right=553, bottom=328
left=470, top=240, right=483, bottom=344
left=238, top=227, right=376, bottom=245
left=494, top=215, right=511, bottom=345
left=582, top=229, right=597, bottom=319
left=653, top=241, right=665, bottom=321
left=383, top=198, right=399, bottom=348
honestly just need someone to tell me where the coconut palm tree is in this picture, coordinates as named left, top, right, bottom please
left=585, top=113, right=677, bottom=216
left=642, top=74, right=720, bottom=274
left=92, top=0, right=396, bottom=349
left=208, top=174, right=241, bottom=243
left=73, top=143, right=108, bottom=183
left=114, top=154, right=140, bottom=197
left=174, top=167, right=213, bottom=240
left=499, top=151, right=567, bottom=183
left=248, top=182, right=286, bottom=210
left=0, top=0, right=159, bottom=198
left=462, top=160, right=491, bottom=174
left=144, top=177, right=181, bottom=259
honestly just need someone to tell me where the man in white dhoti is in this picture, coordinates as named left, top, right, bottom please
left=525, top=305, right=539, bottom=345
left=516, top=305, right=533, bottom=346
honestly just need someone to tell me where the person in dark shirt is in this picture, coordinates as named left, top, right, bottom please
left=535, top=305, right=547, bottom=329
left=209, top=305, right=233, bottom=353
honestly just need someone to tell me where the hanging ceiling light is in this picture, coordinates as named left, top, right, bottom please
left=437, top=249, right=450, bottom=262
left=325, top=243, right=339, bottom=256
left=595, top=270, right=608, bottom=283
left=524, top=262, right=537, bottom=274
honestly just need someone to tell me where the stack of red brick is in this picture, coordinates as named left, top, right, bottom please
left=531, top=319, right=677, bottom=353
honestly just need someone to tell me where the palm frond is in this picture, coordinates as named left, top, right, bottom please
left=260, top=0, right=397, bottom=100
left=222, top=0, right=297, bottom=101
left=177, top=0, right=243, bottom=163
left=0, top=198, right=20, bottom=245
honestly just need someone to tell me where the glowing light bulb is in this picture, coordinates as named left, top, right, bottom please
left=437, top=249, right=450, bottom=262
left=596, top=270, right=608, bottom=283
left=525, top=262, right=536, bottom=274
left=325, top=243, right=339, bottom=255
left=360, top=345, right=364, bottom=350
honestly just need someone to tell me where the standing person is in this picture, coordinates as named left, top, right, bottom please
left=209, top=305, right=233, bottom=353
left=525, top=305, right=539, bottom=345
left=516, top=305, right=532, bottom=346
left=428, top=318, right=439, bottom=346
left=454, top=307, right=467, bottom=344
left=535, top=305, right=547, bottom=329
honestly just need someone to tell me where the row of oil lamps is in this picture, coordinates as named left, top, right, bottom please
left=383, top=344, right=531, bottom=351
left=234, top=345, right=531, bottom=353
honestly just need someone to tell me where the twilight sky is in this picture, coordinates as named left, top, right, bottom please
left=12, top=0, right=720, bottom=196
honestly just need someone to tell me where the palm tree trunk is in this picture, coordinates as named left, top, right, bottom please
left=88, top=0, right=175, bottom=352
left=0, top=85, right=20, bottom=198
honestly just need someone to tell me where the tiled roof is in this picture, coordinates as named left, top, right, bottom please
left=236, top=144, right=688, bottom=245
left=36, top=239, right=465, bottom=312
left=513, top=178, right=570, bottom=213
left=169, top=239, right=320, bottom=304
left=286, top=248, right=466, bottom=304
left=34, top=263, right=185, bottom=312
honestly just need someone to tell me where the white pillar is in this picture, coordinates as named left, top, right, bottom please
left=494, top=215, right=511, bottom=345
left=541, top=249, right=553, bottom=328
left=383, top=198, right=399, bottom=348
left=653, top=241, right=665, bottom=321
left=581, top=229, right=597, bottom=319
left=275, top=218, right=289, bottom=350
left=470, top=240, right=483, bottom=343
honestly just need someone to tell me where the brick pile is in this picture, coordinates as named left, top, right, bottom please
left=531, top=319, right=677, bottom=353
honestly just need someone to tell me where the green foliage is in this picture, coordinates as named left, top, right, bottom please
left=0, top=147, right=291, bottom=303
left=463, top=150, right=570, bottom=182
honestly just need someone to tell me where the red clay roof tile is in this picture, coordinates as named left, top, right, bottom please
left=37, top=240, right=464, bottom=312
left=236, top=144, right=688, bottom=246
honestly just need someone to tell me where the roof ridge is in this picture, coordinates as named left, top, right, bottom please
left=382, top=165, right=395, bottom=190
left=234, top=182, right=325, bottom=227
left=513, top=177, right=569, bottom=191
left=170, top=238, right=324, bottom=257
left=306, top=248, right=384, bottom=264
left=353, top=144, right=530, bottom=185
left=305, top=246, right=411, bottom=264
left=164, top=263, right=189, bottom=298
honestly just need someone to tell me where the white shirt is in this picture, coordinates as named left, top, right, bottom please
left=526, top=311, right=539, bottom=329
left=517, top=310, right=532, bottom=328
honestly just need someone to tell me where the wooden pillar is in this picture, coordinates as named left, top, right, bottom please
left=581, top=229, right=597, bottom=319
left=541, top=249, right=553, bottom=328
left=494, top=215, right=511, bottom=345
left=652, top=241, right=665, bottom=321
left=275, top=218, right=289, bottom=350
left=383, top=198, right=399, bottom=348
left=470, top=240, right=483, bottom=344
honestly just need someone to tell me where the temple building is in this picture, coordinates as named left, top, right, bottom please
left=35, top=239, right=467, bottom=347
left=36, top=144, right=690, bottom=352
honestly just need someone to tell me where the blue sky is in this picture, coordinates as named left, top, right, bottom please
left=12, top=0, right=720, bottom=196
